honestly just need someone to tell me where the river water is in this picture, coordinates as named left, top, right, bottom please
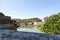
left=17, top=26, right=43, bottom=33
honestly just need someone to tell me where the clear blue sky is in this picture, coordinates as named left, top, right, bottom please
left=0, top=0, right=60, bottom=19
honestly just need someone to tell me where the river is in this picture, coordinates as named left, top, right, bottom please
left=17, top=26, right=43, bottom=33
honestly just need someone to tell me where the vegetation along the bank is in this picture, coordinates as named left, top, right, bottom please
left=39, top=12, right=60, bottom=34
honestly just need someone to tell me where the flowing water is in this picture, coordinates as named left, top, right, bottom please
left=17, top=26, right=43, bottom=33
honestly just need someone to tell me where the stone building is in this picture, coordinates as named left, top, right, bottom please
left=0, top=12, right=20, bottom=30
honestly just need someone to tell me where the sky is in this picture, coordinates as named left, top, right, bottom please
left=0, top=0, right=60, bottom=19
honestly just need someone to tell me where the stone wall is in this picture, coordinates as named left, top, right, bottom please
left=0, top=30, right=60, bottom=40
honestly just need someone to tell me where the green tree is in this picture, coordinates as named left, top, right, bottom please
left=40, top=12, right=60, bottom=34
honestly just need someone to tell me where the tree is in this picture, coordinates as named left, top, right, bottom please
left=40, top=12, right=60, bottom=34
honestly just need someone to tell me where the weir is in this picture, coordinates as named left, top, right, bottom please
left=0, top=12, right=60, bottom=40
left=0, top=30, right=60, bottom=40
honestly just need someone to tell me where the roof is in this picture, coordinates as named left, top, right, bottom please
left=0, top=12, right=5, bottom=16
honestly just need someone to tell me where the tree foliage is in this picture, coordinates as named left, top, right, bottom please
left=40, top=12, right=60, bottom=34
